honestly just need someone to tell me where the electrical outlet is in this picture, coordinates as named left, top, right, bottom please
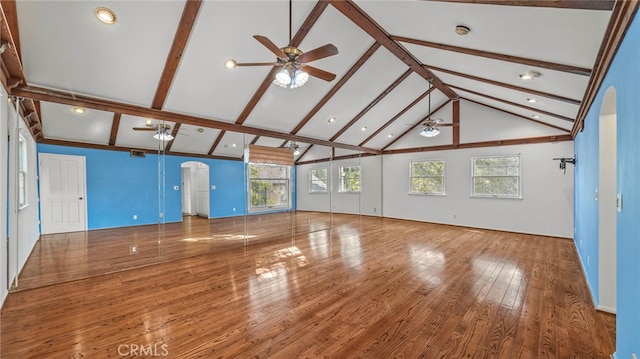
left=173, top=185, right=179, bottom=190
left=617, top=193, right=623, bottom=212
left=130, top=244, right=138, bottom=255
left=133, top=214, right=137, bottom=220
left=211, top=185, right=216, bottom=190
left=232, top=208, right=236, bottom=212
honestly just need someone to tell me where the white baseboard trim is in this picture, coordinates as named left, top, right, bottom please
left=597, top=304, right=617, bottom=314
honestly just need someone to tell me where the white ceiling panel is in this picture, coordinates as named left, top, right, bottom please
left=169, top=125, right=218, bottom=155
left=404, top=42, right=591, bottom=100
left=432, top=71, right=581, bottom=119
left=355, top=1, right=611, bottom=68
left=17, top=1, right=185, bottom=107
left=456, top=90, right=573, bottom=132
left=40, top=102, right=113, bottom=145
left=212, top=132, right=246, bottom=158
left=115, top=116, right=176, bottom=151
left=459, top=100, right=566, bottom=143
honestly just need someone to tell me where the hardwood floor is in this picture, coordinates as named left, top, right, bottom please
left=1, top=213, right=615, bottom=358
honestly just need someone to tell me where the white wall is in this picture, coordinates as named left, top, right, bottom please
left=297, top=155, right=382, bottom=216
left=1, top=86, right=8, bottom=304
left=1, top=97, right=41, bottom=308
left=297, top=141, right=574, bottom=238
left=384, top=142, right=574, bottom=237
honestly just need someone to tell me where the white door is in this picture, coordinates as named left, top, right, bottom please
left=195, top=166, right=210, bottom=218
left=39, top=153, right=87, bottom=234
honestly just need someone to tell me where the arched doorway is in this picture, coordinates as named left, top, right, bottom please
left=181, top=161, right=210, bottom=218
left=598, top=86, right=616, bottom=313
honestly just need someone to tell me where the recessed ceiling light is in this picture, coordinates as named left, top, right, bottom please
left=361, top=126, right=367, bottom=131
left=231, top=143, right=237, bottom=147
left=532, top=114, right=540, bottom=119
left=95, top=7, right=117, bottom=24
left=224, top=59, right=237, bottom=69
left=388, top=133, right=394, bottom=138
left=526, top=98, right=538, bottom=103
left=73, top=107, right=85, bottom=114
left=455, top=25, right=471, bottom=36
left=197, top=128, right=204, bottom=133
left=328, top=116, right=335, bottom=123
left=519, top=71, right=541, bottom=81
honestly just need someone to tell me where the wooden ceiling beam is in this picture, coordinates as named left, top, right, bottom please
left=572, top=0, right=639, bottom=137
left=452, top=99, right=460, bottom=146
left=208, top=130, right=225, bottom=155
left=152, top=0, right=202, bottom=110
left=422, top=0, right=614, bottom=11
left=14, top=85, right=381, bottom=154
left=41, top=138, right=241, bottom=162
left=330, top=68, right=413, bottom=141
left=235, top=1, right=329, bottom=126
left=425, top=64, right=582, bottom=105
left=448, top=84, right=575, bottom=122
left=383, top=134, right=573, bottom=155
left=290, top=42, right=381, bottom=135
left=393, top=35, right=592, bottom=76
left=108, top=113, right=121, bottom=146
left=164, top=123, right=181, bottom=152
left=329, top=0, right=458, bottom=99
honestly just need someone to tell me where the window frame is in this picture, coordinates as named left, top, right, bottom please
left=409, top=159, right=446, bottom=196
left=308, top=167, right=328, bottom=194
left=247, top=163, right=292, bottom=212
left=18, top=132, right=28, bottom=209
left=470, top=154, right=522, bottom=199
left=338, top=165, right=361, bottom=193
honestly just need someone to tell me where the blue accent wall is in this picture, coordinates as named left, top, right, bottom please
left=37, top=144, right=247, bottom=230
left=574, top=13, right=640, bottom=358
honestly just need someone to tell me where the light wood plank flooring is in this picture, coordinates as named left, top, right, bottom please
left=1, top=213, right=615, bottom=358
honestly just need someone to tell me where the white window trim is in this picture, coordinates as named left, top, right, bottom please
left=470, top=154, right=523, bottom=199
left=308, top=167, right=328, bottom=194
left=18, top=132, right=29, bottom=210
left=338, top=165, right=361, bottom=193
left=408, top=159, right=446, bottom=196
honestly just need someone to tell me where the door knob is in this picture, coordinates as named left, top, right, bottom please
left=79, top=197, right=83, bottom=200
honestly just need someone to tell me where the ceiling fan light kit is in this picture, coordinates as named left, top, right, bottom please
left=227, top=0, right=338, bottom=89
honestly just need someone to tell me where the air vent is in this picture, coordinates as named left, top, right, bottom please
left=130, top=149, right=146, bottom=158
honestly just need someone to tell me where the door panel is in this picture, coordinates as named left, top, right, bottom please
left=40, top=154, right=87, bottom=234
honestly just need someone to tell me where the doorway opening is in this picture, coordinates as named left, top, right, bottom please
left=598, top=86, right=616, bottom=314
left=181, top=161, right=210, bottom=218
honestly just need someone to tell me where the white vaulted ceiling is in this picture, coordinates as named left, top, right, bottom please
left=5, top=0, right=617, bottom=162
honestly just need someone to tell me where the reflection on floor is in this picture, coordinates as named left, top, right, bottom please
left=2, top=212, right=616, bottom=358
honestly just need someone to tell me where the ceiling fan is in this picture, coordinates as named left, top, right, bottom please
left=224, top=0, right=338, bottom=89
left=133, top=120, right=174, bottom=141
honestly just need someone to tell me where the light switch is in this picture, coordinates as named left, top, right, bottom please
left=211, top=185, right=216, bottom=190
left=173, top=185, right=179, bottom=190
left=616, top=193, right=622, bottom=212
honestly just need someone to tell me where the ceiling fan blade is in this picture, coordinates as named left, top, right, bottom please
left=133, top=127, right=156, bottom=131
left=253, top=35, right=287, bottom=59
left=303, top=65, right=336, bottom=82
left=297, top=44, right=338, bottom=63
left=235, top=62, right=280, bottom=67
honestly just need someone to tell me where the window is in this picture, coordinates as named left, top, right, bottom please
left=339, top=165, right=360, bottom=193
left=471, top=155, right=521, bottom=198
left=18, top=133, right=28, bottom=208
left=248, top=163, right=291, bottom=210
left=309, top=168, right=328, bottom=193
left=410, top=160, right=445, bottom=195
